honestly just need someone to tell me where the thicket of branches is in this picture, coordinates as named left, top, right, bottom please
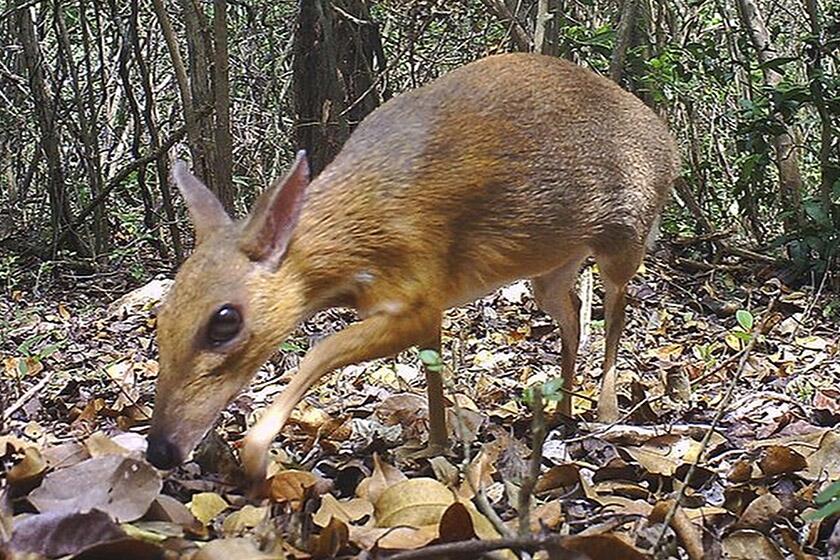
left=0, top=0, right=837, bottom=287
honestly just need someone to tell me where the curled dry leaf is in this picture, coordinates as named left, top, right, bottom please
left=728, top=459, right=754, bottom=483
left=268, top=469, right=320, bottom=509
left=759, top=446, right=808, bottom=477
left=188, top=492, right=229, bottom=525
left=356, top=453, right=407, bottom=504
left=309, top=517, right=349, bottom=558
left=7, top=447, right=46, bottom=494
left=313, top=494, right=373, bottom=528
left=28, top=455, right=161, bottom=522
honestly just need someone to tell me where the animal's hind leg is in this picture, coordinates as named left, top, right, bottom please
left=531, top=256, right=585, bottom=416
left=595, top=245, right=645, bottom=422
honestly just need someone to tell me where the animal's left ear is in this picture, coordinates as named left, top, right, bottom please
left=239, top=151, right=310, bottom=268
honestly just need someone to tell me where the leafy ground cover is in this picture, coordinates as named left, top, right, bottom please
left=1, top=244, right=838, bottom=559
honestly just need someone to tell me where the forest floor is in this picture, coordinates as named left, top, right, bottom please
left=1, top=242, right=839, bottom=560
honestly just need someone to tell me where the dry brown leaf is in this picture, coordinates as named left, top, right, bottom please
left=309, top=517, right=349, bottom=558
left=313, top=494, right=373, bottom=528
left=563, top=533, right=649, bottom=560
left=737, top=493, right=782, bottom=530
left=535, top=464, right=581, bottom=495
left=374, top=477, right=454, bottom=527
left=145, top=495, right=200, bottom=528
left=192, top=537, right=277, bottom=560
left=650, top=500, right=704, bottom=560
left=9, top=510, right=125, bottom=558
left=623, top=434, right=704, bottom=476
left=28, top=455, right=161, bottom=522
left=721, top=529, right=785, bottom=560
left=268, top=469, right=319, bottom=509
left=728, top=459, right=754, bottom=482
left=357, top=453, right=406, bottom=503
left=349, top=525, right=437, bottom=551
left=84, top=432, right=131, bottom=458
left=759, top=445, right=808, bottom=477
left=222, top=505, right=270, bottom=536
left=437, top=502, right=476, bottom=543
left=7, top=447, right=46, bottom=492
left=42, top=442, right=89, bottom=470
left=188, top=492, right=229, bottom=525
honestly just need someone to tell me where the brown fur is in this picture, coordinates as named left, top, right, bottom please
left=149, top=53, right=679, bottom=482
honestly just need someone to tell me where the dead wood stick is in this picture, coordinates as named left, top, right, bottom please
left=387, top=534, right=578, bottom=560
left=3, top=370, right=57, bottom=421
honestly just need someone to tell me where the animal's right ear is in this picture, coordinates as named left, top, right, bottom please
left=171, top=160, right=232, bottom=244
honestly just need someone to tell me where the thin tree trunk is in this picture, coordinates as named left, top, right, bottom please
left=533, top=0, right=560, bottom=56
left=803, top=0, right=838, bottom=227
left=213, top=0, right=233, bottom=211
left=293, top=0, right=384, bottom=175
left=735, top=0, right=805, bottom=233
left=130, top=0, right=183, bottom=262
left=16, top=4, right=84, bottom=255
left=610, top=0, right=639, bottom=83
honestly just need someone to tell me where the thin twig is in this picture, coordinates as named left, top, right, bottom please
left=3, top=370, right=57, bottom=421
left=652, top=298, right=777, bottom=554
left=518, top=386, right=546, bottom=536
left=443, top=374, right=515, bottom=539
left=387, top=534, right=573, bottom=560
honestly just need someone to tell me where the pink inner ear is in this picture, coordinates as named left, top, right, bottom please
left=240, top=151, right=310, bottom=265
left=171, top=160, right=232, bottom=243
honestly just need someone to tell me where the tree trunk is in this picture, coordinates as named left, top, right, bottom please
left=212, top=0, right=233, bottom=212
left=293, top=0, right=385, bottom=176
left=735, top=0, right=805, bottom=233
left=610, top=0, right=639, bottom=83
left=16, top=4, right=85, bottom=255
left=802, top=0, right=838, bottom=227
left=533, top=0, right=560, bottom=56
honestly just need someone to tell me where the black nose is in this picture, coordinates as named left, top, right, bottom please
left=146, top=435, right=182, bottom=470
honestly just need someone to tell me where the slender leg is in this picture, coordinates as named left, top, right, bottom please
left=531, top=258, right=584, bottom=417
left=419, top=318, right=447, bottom=449
left=241, top=305, right=440, bottom=486
left=595, top=248, right=643, bottom=422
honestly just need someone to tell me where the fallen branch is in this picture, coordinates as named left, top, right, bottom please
left=387, top=534, right=576, bottom=560
left=3, top=370, right=57, bottom=421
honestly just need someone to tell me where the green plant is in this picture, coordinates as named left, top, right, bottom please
left=804, top=480, right=840, bottom=521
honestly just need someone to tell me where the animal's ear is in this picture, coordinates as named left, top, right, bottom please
left=239, top=151, right=310, bottom=268
left=171, top=161, right=232, bottom=244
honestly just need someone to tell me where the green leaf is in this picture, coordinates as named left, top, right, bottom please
left=419, top=349, right=443, bottom=372
left=816, top=480, right=840, bottom=505
left=736, top=309, right=754, bottom=331
left=803, top=498, right=840, bottom=521
left=279, top=341, right=305, bottom=353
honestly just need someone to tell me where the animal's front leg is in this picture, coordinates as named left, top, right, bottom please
left=241, top=304, right=441, bottom=487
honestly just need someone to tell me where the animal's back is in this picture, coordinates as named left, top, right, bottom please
left=298, top=53, right=679, bottom=307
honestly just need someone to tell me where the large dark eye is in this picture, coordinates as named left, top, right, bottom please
left=207, top=305, right=242, bottom=346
